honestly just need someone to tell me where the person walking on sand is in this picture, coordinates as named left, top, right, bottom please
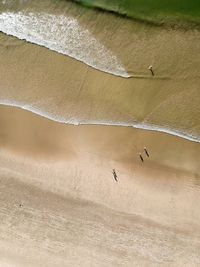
left=148, top=65, right=154, bottom=76
left=144, top=147, right=149, bottom=157
left=139, top=153, right=144, bottom=163
left=112, top=169, right=118, bottom=182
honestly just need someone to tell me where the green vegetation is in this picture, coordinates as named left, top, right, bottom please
left=74, top=0, right=200, bottom=26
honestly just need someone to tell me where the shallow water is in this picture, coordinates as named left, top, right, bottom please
left=0, top=0, right=128, bottom=77
left=0, top=2, right=200, bottom=265
left=0, top=0, right=200, bottom=142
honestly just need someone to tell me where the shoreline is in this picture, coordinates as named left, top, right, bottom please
left=1, top=105, right=199, bottom=220
left=0, top=25, right=199, bottom=143
left=0, top=105, right=200, bottom=266
left=0, top=101, right=199, bottom=144
left=0, top=1, right=200, bottom=265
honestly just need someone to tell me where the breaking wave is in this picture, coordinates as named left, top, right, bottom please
left=0, top=11, right=129, bottom=77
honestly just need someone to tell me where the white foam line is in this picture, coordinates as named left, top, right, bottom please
left=0, top=100, right=199, bottom=143
left=0, top=11, right=129, bottom=78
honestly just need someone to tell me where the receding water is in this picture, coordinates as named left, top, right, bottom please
left=0, top=0, right=200, bottom=142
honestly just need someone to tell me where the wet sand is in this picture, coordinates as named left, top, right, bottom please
left=0, top=105, right=200, bottom=266
left=0, top=0, right=200, bottom=141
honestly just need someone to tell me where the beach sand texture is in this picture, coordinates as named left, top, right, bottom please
left=0, top=0, right=200, bottom=266
left=0, top=106, right=200, bottom=266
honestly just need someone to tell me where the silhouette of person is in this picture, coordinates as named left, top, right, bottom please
left=112, top=169, right=118, bottom=182
left=144, top=147, right=149, bottom=157
left=148, top=65, right=154, bottom=76
left=139, top=153, right=144, bottom=162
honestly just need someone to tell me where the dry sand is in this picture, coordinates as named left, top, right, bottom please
left=0, top=105, right=200, bottom=266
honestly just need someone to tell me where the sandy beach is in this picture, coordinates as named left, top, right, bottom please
left=0, top=105, right=200, bottom=266
left=0, top=0, right=200, bottom=141
left=0, top=0, right=200, bottom=266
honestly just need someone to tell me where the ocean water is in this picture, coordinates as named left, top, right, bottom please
left=0, top=100, right=199, bottom=143
left=75, top=0, right=200, bottom=26
left=0, top=0, right=200, bottom=142
left=0, top=11, right=129, bottom=77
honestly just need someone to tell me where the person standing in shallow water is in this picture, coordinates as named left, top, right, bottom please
left=148, top=65, right=154, bottom=76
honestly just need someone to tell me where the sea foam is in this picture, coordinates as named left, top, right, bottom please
left=0, top=100, right=199, bottom=143
left=0, top=11, right=129, bottom=77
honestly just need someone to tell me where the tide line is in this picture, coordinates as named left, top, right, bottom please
left=0, top=100, right=199, bottom=144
